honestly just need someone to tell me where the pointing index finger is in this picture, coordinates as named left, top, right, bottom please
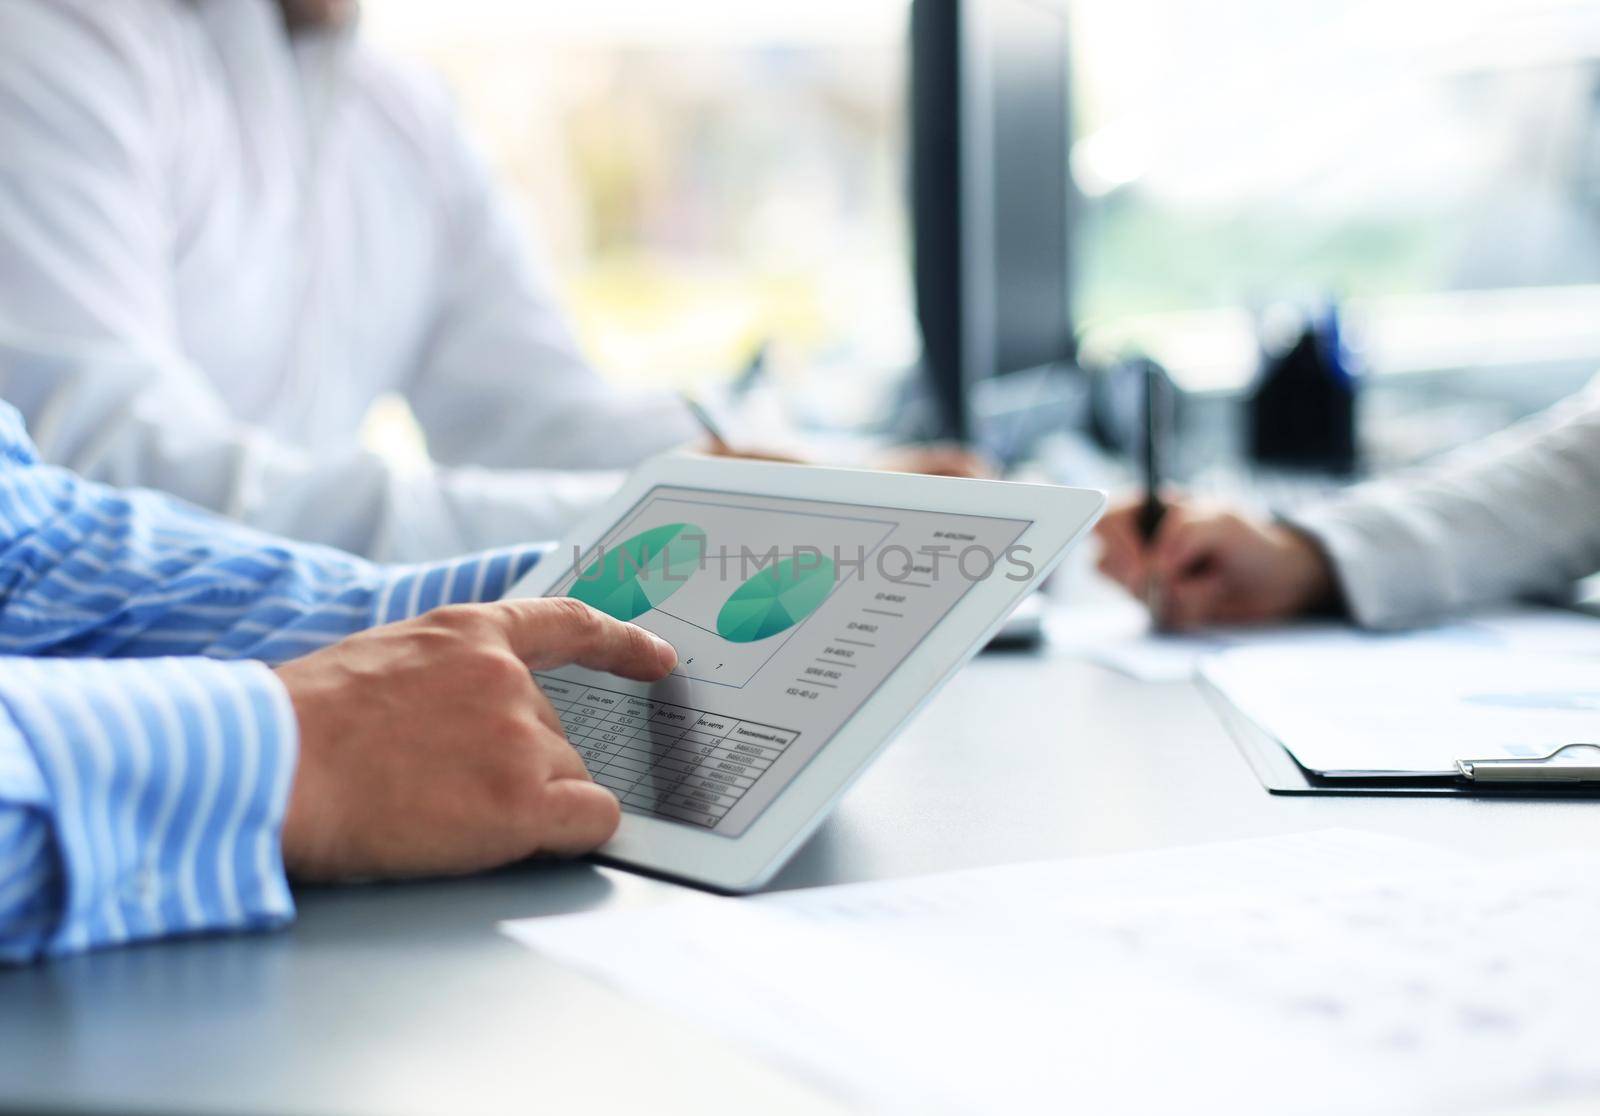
left=490, top=597, right=678, bottom=679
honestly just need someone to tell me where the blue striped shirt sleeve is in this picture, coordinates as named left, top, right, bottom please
left=0, top=657, right=296, bottom=963
left=0, top=403, right=550, bottom=960
left=371, top=546, right=549, bottom=627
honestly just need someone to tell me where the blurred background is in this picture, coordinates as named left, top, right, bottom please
left=365, top=0, right=913, bottom=431
left=364, top=0, right=1600, bottom=474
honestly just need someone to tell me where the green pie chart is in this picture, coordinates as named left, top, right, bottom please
left=717, top=554, right=836, bottom=643
left=568, top=523, right=705, bottom=621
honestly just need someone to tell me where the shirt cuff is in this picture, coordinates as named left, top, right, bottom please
left=372, top=544, right=549, bottom=624
left=0, top=656, right=298, bottom=960
left=1285, top=495, right=1447, bottom=630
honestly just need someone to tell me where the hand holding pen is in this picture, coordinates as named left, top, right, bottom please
left=1095, top=363, right=1337, bottom=629
left=1097, top=500, right=1336, bottom=629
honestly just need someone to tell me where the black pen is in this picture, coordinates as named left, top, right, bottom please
left=1138, top=361, right=1168, bottom=619
left=680, top=392, right=732, bottom=454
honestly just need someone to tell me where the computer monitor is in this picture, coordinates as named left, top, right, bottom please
left=911, top=0, right=1078, bottom=442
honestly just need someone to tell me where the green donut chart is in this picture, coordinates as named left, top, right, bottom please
left=716, top=554, right=836, bottom=643
left=567, top=523, right=706, bottom=621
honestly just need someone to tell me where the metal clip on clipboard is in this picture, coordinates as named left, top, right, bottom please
left=1457, top=743, right=1600, bottom=785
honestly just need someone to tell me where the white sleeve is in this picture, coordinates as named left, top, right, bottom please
left=0, top=2, right=622, bottom=560
left=1288, top=379, right=1600, bottom=629
left=400, top=77, right=701, bottom=471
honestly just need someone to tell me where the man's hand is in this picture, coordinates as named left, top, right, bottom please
left=1095, top=498, right=1337, bottom=629
left=701, top=438, right=995, bottom=479
left=275, top=599, right=677, bottom=882
left=697, top=431, right=985, bottom=479
left=871, top=442, right=996, bottom=479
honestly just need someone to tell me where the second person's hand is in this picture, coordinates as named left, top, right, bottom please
left=1095, top=498, right=1338, bottom=630
left=701, top=439, right=996, bottom=479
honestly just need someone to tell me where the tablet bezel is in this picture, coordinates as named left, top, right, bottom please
left=504, top=454, right=1104, bottom=893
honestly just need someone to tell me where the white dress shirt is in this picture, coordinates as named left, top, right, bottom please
left=0, top=0, right=700, bottom=562
left=1291, top=377, right=1600, bottom=629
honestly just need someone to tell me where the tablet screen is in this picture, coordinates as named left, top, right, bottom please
left=534, top=486, right=1031, bottom=837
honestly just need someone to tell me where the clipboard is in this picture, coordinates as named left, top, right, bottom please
left=1200, top=675, right=1600, bottom=798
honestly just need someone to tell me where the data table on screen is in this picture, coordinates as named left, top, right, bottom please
left=535, top=675, right=799, bottom=829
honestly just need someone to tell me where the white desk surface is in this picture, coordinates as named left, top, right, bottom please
left=2, top=592, right=1596, bottom=1116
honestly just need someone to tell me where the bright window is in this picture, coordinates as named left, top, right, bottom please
left=368, top=0, right=1600, bottom=412
left=365, top=0, right=915, bottom=426
left=1068, top=0, right=1600, bottom=388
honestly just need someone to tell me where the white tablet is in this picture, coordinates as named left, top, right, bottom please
left=506, top=455, right=1104, bottom=892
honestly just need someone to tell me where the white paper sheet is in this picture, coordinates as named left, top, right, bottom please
left=1051, top=599, right=1600, bottom=685
left=503, top=831, right=1600, bottom=1114
left=1201, top=635, right=1600, bottom=775
left=1463, top=607, right=1600, bottom=658
left=1044, top=597, right=1357, bottom=682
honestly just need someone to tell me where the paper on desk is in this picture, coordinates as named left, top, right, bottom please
left=1052, top=598, right=1600, bottom=684
left=1458, top=606, right=1600, bottom=658
left=1044, top=596, right=1356, bottom=682
left=504, top=830, right=1600, bottom=1114
left=1201, top=636, right=1600, bottom=775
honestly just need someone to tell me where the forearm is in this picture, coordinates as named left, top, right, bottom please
left=5, top=332, right=587, bottom=562
left=410, top=349, right=701, bottom=472
left=0, top=401, right=547, bottom=664
left=0, top=657, right=297, bottom=963
left=1290, top=384, right=1600, bottom=628
left=0, top=492, right=547, bottom=665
